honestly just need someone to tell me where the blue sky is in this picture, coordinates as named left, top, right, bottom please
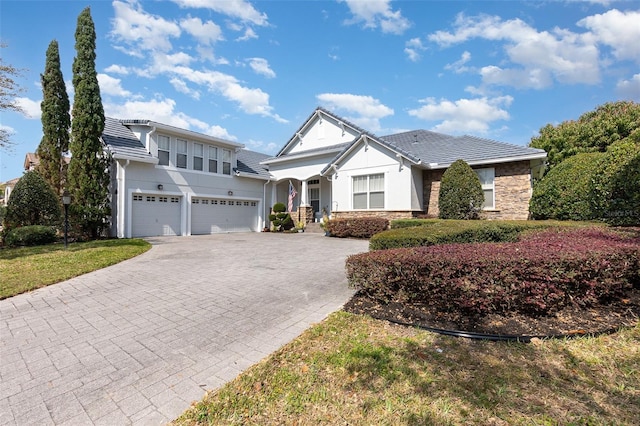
left=1, top=0, right=639, bottom=182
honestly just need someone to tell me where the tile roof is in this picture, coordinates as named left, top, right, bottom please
left=236, top=149, right=271, bottom=179
left=381, top=130, right=546, bottom=167
left=102, top=117, right=155, bottom=162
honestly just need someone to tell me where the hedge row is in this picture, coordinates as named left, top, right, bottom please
left=3, top=225, right=58, bottom=247
left=370, top=220, right=554, bottom=250
left=325, top=217, right=389, bottom=238
left=347, top=227, right=640, bottom=318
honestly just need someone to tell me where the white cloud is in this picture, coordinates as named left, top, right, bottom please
left=15, top=97, right=42, bottom=119
left=404, top=38, right=426, bottom=62
left=244, top=139, right=279, bottom=154
left=171, top=0, right=268, bottom=26
left=578, top=9, right=640, bottom=63
left=316, top=93, right=394, bottom=131
left=98, top=73, right=132, bottom=97
left=104, top=64, right=130, bottom=75
left=110, top=1, right=181, bottom=55
left=445, top=51, right=472, bottom=73
left=340, top=0, right=411, bottom=35
left=408, top=96, right=513, bottom=134
left=236, top=27, right=258, bottom=42
left=247, top=58, right=276, bottom=78
left=180, top=16, right=223, bottom=45
left=429, top=13, right=601, bottom=88
left=104, top=97, right=237, bottom=140
left=616, top=74, right=640, bottom=100
left=169, top=77, right=201, bottom=100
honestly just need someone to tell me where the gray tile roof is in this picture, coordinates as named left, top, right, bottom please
left=236, top=149, right=271, bottom=179
left=381, top=130, right=546, bottom=167
left=102, top=117, right=155, bottom=162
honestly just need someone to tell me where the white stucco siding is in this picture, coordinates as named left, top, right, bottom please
left=268, top=153, right=337, bottom=181
left=287, top=115, right=359, bottom=154
left=411, top=166, right=424, bottom=210
left=331, top=142, right=416, bottom=211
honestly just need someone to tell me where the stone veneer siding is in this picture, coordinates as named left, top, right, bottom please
left=331, top=210, right=418, bottom=220
left=423, top=161, right=534, bottom=220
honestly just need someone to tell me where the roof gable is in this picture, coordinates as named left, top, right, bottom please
left=102, top=117, right=157, bottom=163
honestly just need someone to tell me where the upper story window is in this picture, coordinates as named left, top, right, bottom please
left=209, top=146, right=218, bottom=173
left=193, top=143, right=203, bottom=171
left=222, top=149, right=231, bottom=175
left=475, top=168, right=495, bottom=210
left=158, top=135, right=170, bottom=166
left=176, top=139, right=188, bottom=169
left=353, top=173, right=384, bottom=209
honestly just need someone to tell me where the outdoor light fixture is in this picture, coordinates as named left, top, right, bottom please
left=228, top=190, right=233, bottom=196
left=62, top=191, right=71, bottom=249
left=157, top=184, right=163, bottom=190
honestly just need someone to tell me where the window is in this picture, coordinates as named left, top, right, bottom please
left=222, top=149, right=231, bottom=175
left=133, top=194, right=143, bottom=201
left=193, top=143, right=203, bottom=171
left=171, top=197, right=179, bottom=203
left=353, top=173, right=384, bottom=209
left=159, top=197, right=168, bottom=202
left=146, top=196, right=156, bottom=202
left=158, top=135, right=170, bottom=166
left=208, top=146, right=218, bottom=173
left=177, top=139, right=187, bottom=169
left=475, top=168, right=495, bottom=210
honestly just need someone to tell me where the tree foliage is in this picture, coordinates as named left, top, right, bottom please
left=68, top=7, right=110, bottom=239
left=0, top=43, right=26, bottom=150
left=530, top=101, right=640, bottom=172
left=438, top=159, right=484, bottom=220
left=3, top=171, right=61, bottom=230
left=37, top=40, right=70, bottom=196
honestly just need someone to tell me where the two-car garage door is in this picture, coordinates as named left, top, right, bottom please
left=131, top=194, right=258, bottom=237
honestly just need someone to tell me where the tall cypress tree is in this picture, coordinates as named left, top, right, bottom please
left=37, top=40, right=70, bottom=197
left=68, top=7, right=109, bottom=238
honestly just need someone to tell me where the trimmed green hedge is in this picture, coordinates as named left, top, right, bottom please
left=4, top=225, right=58, bottom=247
left=370, top=220, right=553, bottom=250
left=325, top=217, right=389, bottom=238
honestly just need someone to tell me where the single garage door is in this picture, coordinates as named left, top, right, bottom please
left=191, top=198, right=258, bottom=234
left=132, top=194, right=181, bottom=237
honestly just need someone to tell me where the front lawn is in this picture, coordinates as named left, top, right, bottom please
left=0, top=239, right=151, bottom=299
left=175, top=311, right=640, bottom=425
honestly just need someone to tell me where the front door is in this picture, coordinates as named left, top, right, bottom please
left=308, top=179, right=320, bottom=219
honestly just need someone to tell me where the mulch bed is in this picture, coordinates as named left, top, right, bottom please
left=343, top=288, right=640, bottom=337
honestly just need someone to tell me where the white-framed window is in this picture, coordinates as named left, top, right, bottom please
left=222, top=149, right=231, bottom=175
left=176, top=139, right=188, bottom=169
left=475, top=168, right=495, bottom=210
left=193, top=143, right=203, bottom=171
left=352, top=173, right=384, bottom=209
left=157, top=135, right=170, bottom=166
left=208, top=146, right=218, bottom=173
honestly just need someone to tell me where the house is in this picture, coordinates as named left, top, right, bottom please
left=16, top=107, right=544, bottom=238
left=261, top=107, right=547, bottom=224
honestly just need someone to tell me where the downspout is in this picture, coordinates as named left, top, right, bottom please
left=118, top=159, right=130, bottom=238
left=263, top=178, right=271, bottom=230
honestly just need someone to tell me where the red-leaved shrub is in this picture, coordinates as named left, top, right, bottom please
left=326, top=217, right=389, bottom=238
left=346, top=228, right=639, bottom=318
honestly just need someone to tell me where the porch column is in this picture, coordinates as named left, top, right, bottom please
left=299, top=179, right=309, bottom=206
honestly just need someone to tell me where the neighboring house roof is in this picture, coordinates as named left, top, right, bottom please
left=236, top=149, right=271, bottom=180
left=102, top=117, right=158, bottom=164
left=23, top=152, right=39, bottom=170
left=382, top=130, right=547, bottom=169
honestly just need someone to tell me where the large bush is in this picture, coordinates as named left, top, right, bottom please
left=4, top=225, right=57, bottom=247
left=438, top=159, right=484, bottom=220
left=348, top=228, right=639, bottom=318
left=529, top=152, right=603, bottom=221
left=268, top=202, right=293, bottom=231
left=4, top=171, right=61, bottom=230
left=325, top=217, right=389, bottom=238
left=370, top=220, right=551, bottom=250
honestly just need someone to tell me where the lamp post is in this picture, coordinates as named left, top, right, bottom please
left=62, top=191, right=71, bottom=249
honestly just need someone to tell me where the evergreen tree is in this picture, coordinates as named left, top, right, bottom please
left=438, top=159, right=484, bottom=220
left=37, top=40, right=70, bottom=196
left=68, top=7, right=110, bottom=239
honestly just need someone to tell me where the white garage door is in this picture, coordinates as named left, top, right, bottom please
left=191, top=198, right=258, bottom=234
left=132, top=194, right=181, bottom=237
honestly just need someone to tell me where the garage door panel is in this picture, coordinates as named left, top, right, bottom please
left=132, top=194, right=181, bottom=237
left=191, top=198, right=257, bottom=234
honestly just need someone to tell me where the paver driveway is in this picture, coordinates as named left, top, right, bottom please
left=0, top=233, right=369, bottom=425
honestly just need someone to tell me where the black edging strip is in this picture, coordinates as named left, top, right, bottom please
left=382, top=317, right=626, bottom=343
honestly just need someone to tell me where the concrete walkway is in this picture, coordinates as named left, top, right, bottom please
left=0, top=233, right=369, bottom=425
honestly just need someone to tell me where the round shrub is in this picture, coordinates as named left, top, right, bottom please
left=269, top=202, right=293, bottom=231
left=4, top=171, right=61, bottom=230
left=4, top=225, right=58, bottom=247
left=529, top=152, right=603, bottom=221
left=438, top=159, right=484, bottom=220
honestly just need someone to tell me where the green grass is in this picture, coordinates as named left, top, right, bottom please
left=175, top=311, right=640, bottom=425
left=0, top=239, right=151, bottom=299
